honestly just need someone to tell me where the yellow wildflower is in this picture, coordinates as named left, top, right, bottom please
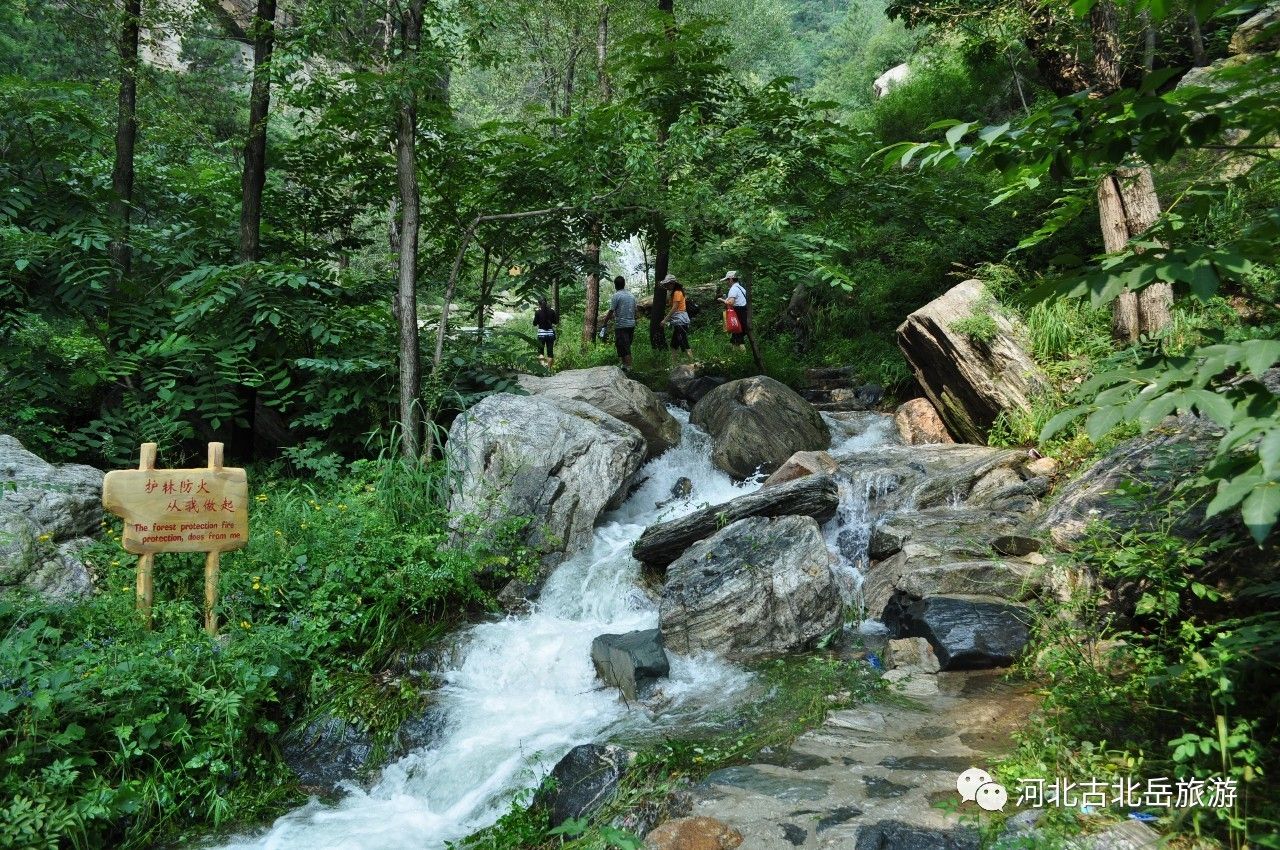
left=255, top=494, right=268, bottom=503
left=240, top=620, right=252, bottom=630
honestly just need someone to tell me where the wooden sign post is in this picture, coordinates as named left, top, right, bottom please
left=102, top=442, right=249, bottom=634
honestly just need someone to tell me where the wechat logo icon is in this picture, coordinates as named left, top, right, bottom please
left=957, top=767, right=1008, bottom=812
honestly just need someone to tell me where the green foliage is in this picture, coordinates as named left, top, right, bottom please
left=1006, top=511, right=1277, bottom=846
left=0, top=458, right=526, bottom=848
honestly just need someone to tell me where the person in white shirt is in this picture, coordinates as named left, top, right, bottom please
left=720, top=270, right=749, bottom=351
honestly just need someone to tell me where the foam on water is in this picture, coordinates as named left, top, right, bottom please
left=217, top=411, right=754, bottom=850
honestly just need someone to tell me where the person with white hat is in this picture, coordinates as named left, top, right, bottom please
left=719, top=270, right=749, bottom=351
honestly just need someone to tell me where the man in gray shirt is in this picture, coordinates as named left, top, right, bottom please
left=602, top=275, right=637, bottom=368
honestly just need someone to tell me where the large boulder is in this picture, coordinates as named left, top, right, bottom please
left=0, top=436, right=103, bottom=600
left=445, top=394, right=646, bottom=577
left=659, top=515, right=842, bottom=662
left=633, top=474, right=840, bottom=570
left=691, top=376, right=831, bottom=479
left=534, top=744, right=632, bottom=828
left=896, top=280, right=1049, bottom=444
left=280, top=714, right=374, bottom=791
left=894, top=399, right=954, bottom=446
left=884, top=595, right=1030, bottom=670
left=645, top=817, right=744, bottom=850
left=519, top=366, right=680, bottom=459
left=1037, top=414, right=1239, bottom=550
left=591, top=629, right=670, bottom=700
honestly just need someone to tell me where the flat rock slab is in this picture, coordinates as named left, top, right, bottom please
left=704, top=767, right=832, bottom=803
left=591, top=629, right=670, bottom=700
left=635, top=474, right=839, bottom=569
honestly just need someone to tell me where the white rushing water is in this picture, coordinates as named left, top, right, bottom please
left=220, top=412, right=756, bottom=850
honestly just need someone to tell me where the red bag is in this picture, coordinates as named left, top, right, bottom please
left=724, top=308, right=743, bottom=334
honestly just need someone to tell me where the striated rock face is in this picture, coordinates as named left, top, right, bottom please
left=669, top=364, right=727, bottom=406
left=659, top=515, right=841, bottom=663
left=535, top=744, right=632, bottom=828
left=0, top=436, right=103, bottom=600
left=645, top=816, right=744, bottom=850
left=692, top=376, right=831, bottom=479
left=1037, top=414, right=1239, bottom=550
left=591, top=629, right=670, bottom=700
left=445, top=394, right=646, bottom=580
left=894, top=398, right=954, bottom=446
left=519, top=366, right=680, bottom=459
left=896, top=280, right=1048, bottom=444
left=634, top=475, right=840, bottom=570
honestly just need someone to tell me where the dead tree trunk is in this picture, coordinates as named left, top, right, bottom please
left=110, top=0, right=142, bottom=281
left=239, top=0, right=277, bottom=263
left=1097, top=166, right=1171, bottom=343
left=395, top=0, right=426, bottom=461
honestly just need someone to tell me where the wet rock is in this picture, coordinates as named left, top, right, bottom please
left=992, top=535, right=1041, bottom=556
left=1068, top=821, right=1161, bottom=849
left=644, top=816, right=744, bottom=850
left=781, top=823, right=808, bottom=845
left=703, top=766, right=831, bottom=802
left=885, top=595, right=1030, bottom=670
left=862, top=776, right=911, bottom=799
left=896, top=279, right=1049, bottom=444
left=0, top=435, right=103, bottom=601
left=671, top=477, right=693, bottom=499
left=634, top=474, right=840, bottom=570
left=669, top=364, right=728, bottom=406
left=519, top=366, right=681, bottom=459
left=535, top=743, right=632, bottom=828
left=692, top=376, right=831, bottom=479
left=1036, top=414, right=1241, bottom=550
left=281, top=714, right=373, bottom=791
left=659, top=515, right=842, bottom=663
left=853, top=820, right=978, bottom=850
left=815, top=805, right=863, bottom=831
left=591, top=629, right=670, bottom=700
left=445, top=393, right=646, bottom=585
left=894, top=399, right=955, bottom=446
left=761, top=450, right=838, bottom=489
left=864, top=549, right=1037, bottom=620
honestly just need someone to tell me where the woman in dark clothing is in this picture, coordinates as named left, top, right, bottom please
left=533, top=296, right=559, bottom=367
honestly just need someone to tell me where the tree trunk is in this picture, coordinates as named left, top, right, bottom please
left=1097, top=166, right=1170, bottom=343
left=596, top=3, right=611, bottom=101
left=741, top=268, right=766, bottom=373
left=649, top=224, right=670, bottom=349
left=1089, top=0, right=1123, bottom=95
left=239, top=0, right=277, bottom=263
left=476, top=246, right=491, bottom=342
left=584, top=220, right=602, bottom=345
left=1141, top=12, right=1155, bottom=75
left=553, top=278, right=561, bottom=315
left=110, top=0, right=142, bottom=280
left=395, top=0, right=426, bottom=461
left=1189, top=10, right=1207, bottom=67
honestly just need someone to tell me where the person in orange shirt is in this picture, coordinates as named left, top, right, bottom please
left=660, top=275, right=693, bottom=363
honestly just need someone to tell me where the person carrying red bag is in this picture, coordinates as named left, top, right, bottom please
left=719, top=270, right=749, bottom=351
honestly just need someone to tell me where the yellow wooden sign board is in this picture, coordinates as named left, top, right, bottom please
left=102, top=442, right=248, bottom=633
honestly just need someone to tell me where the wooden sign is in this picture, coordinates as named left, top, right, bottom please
left=102, top=443, right=248, bottom=633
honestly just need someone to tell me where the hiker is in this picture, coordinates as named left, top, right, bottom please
left=601, top=275, right=636, bottom=368
left=532, top=296, right=559, bottom=367
left=720, top=269, right=749, bottom=351
left=660, top=275, right=693, bottom=363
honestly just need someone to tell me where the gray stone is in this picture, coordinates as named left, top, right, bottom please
left=703, top=766, right=831, bottom=802
left=854, top=821, right=978, bottom=850
left=761, top=450, right=839, bottom=489
left=896, top=280, right=1049, bottom=445
left=281, top=715, right=373, bottom=790
left=885, top=595, right=1030, bottom=670
left=862, top=776, right=911, bottom=799
left=659, top=515, right=842, bottom=663
left=519, top=366, right=680, bottom=459
left=0, top=436, right=104, bottom=600
left=885, top=637, right=940, bottom=674
left=669, top=364, right=728, bottom=405
left=692, top=376, right=831, bottom=479
left=534, top=744, right=631, bottom=827
left=895, top=398, right=954, bottom=446
left=634, top=474, right=840, bottom=569
left=863, top=549, right=1037, bottom=621
left=445, top=393, right=646, bottom=585
left=1069, top=821, right=1161, bottom=849
left=591, top=629, right=670, bottom=700
left=1037, top=414, right=1242, bottom=550
left=992, top=535, right=1041, bottom=556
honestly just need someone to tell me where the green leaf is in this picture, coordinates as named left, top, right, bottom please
left=14, top=258, right=29, bottom=272
left=945, top=122, right=973, bottom=148
left=1186, top=389, right=1234, bottom=426
left=1041, top=405, right=1089, bottom=441
left=1241, top=482, right=1280, bottom=544
left=1205, top=469, right=1262, bottom=517
left=1261, top=431, right=1280, bottom=478
left=1241, top=339, right=1280, bottom=377
left=1086, top=405, right=1125, bottom=441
